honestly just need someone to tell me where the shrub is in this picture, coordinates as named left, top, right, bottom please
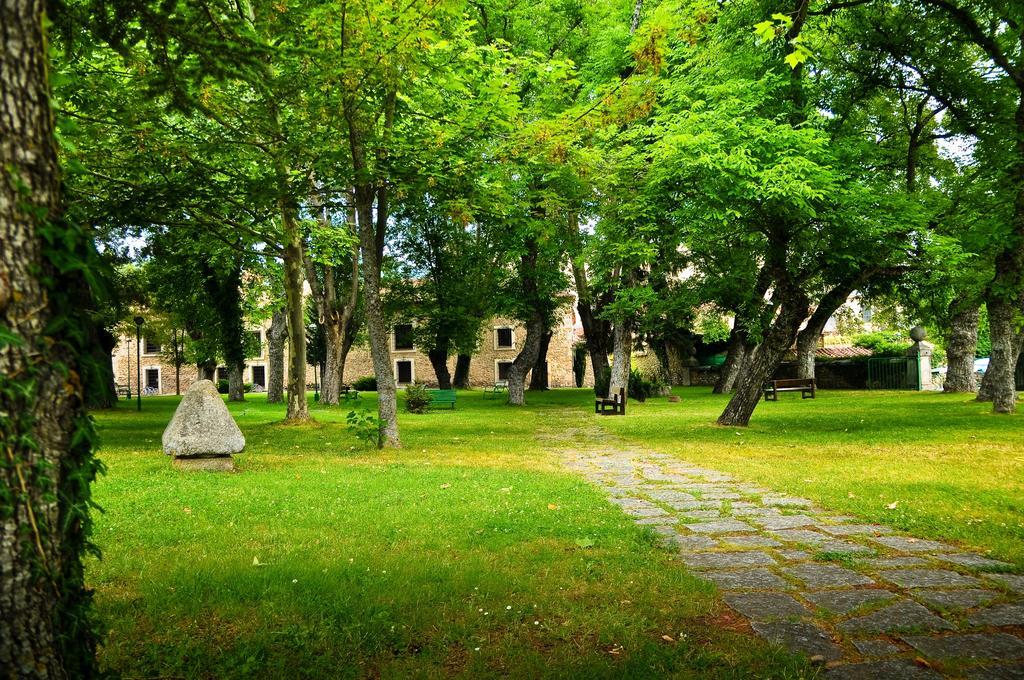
left=352, top=375, right=377, bottom=391
left=346, top=410, right=382, bottom=449
left=572, top=343, right=587, bottom=388
left=628, top=368, right=660, bottom=403
left=243, top=382, right=253, bottom=393
left=405, top=383, right=432, bottom=414
left=852, top=331, right=909, bottom=357
left=216, top=379, right=229, bottom=394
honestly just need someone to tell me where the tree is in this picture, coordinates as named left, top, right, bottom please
left=305, top=196, right=362, bottom=405
left=1, top=0, right=102, bottom=672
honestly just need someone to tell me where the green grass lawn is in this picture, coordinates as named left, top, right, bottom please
left=87, top=386, right=1024, bottom=677
left=88, top=391, right=806, bottom=679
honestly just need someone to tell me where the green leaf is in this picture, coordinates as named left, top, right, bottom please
left=753, top=21, right=776, bottom=43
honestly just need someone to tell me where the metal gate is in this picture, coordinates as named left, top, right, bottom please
left=867, top=357, right=919, bottom=390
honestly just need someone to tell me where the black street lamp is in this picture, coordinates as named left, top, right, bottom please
left=134, top=316, right=144, bottom=411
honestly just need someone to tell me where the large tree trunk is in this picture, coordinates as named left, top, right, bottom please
left=508, top=313, right=544, bottom=405
left=267, top=306, right=287, bottom=403
left=428, top=338, right=452, bottom=390
left=281, top=209, right=310, bottom=421
left=718, top=292, right=811, bottom=427
left=795, top=278, right=863, bottom=380
left=609, top=317, right=633, bottom=397
left=529, top=330, right=552, bottom=390
left=714, top=328, right=748, bottom=394
left=981, top=300, right=1018, bottom=411
left=227, top=361, right=245, bottom=402
left=320, top=321, right=344, bottom=405
left=944, top=303, right=979, bottom=393
left=1, top=1, right=99, bottom=673
left=355, top=189, right=400, bottom=446
left=714, top=267, right=772, bottom=394
left=453, top=354, right=472, bottom=389
left=570, top=236, right=611, bottom=390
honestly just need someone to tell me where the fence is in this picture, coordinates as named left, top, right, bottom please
left=867, top=357, right=919, bottom=390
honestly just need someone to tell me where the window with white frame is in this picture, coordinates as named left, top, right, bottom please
left=251, top=365, right=266, bottom=387
left=393, top=323, right=415, bottom=351
left=495, top=360, right=513, bottom=382
left=144, top=337, right=162, bottom=354
left=494, top=327, right=514, bottom=349
left=395, top=359, right=414, bottom=385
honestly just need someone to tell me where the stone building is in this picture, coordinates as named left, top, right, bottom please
left=112, top=310, right=592, bottom=396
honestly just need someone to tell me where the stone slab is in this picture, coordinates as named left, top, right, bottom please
left=623, top=506, right=670, bottom=518
left=724, top=593, right=811, bottom=621
left=804, top=589, right=897, bottom=615
left=752, top=515, right=818, bottom=530
left=966, top=665, right=1024, bottom=680
left=720, top=534, right=783, bottom=549
left=837, top=600, right=955, bottom=635
left=762, top=496, right=813, bottom=508
left=987, top=574, right=1024, bottom=594
left=914, top=589, right=1000, bottom=611
left=705, top=568, right=793, bottom=591
left=852, top=639, right=901, bottom=658
left=751, top=621, right=843, bottom=661
left=870, top=536, right=958, bottom=553
left=825, top=660, right=942, bottom=679
left=818, top=540, right=877, bottom=556
left=901, top=633, right=1024, bottom=660
left=819, top=524, right=893, bottom=536
left=935, top=553, right=1014, bottom=571
left=880, top=568, right=981, bottom=589
left=777, top=550, right=814, bottom=562
left=675, top=535, right=720, bottom=551
left=769, top=529, right=831, bottom=544
left=680, top=551, right=777, bottom=570
left=684, top=519, right=756, bottom=534
left=783, top=564, right=875, bottom=588
left=173, top=456, right=235, bottom=472
left=968, top=603, right=1024, bottom=628
left=864, top=557, right=930, bottom=569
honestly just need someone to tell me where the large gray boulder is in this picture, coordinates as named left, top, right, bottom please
left=162, top=380, right=244, bottom=468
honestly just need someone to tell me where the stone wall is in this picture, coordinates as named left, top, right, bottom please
left=111, top=310, right=593, bottom=396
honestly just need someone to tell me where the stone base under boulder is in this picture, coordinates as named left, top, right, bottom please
left=173, top=456, right=235, bottom=472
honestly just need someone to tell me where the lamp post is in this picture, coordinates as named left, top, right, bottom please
left=134, top=316, right=144, bottom=411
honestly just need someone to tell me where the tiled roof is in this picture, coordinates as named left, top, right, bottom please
left=816, top=345, right=872, bottom=359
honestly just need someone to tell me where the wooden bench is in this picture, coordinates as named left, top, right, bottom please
left=482, top=381, right=508, bottom=399
left=340, top=384, right=360, bottom=402
left=763, top=378, right=816, bottom=401
left=115, top=383, right=131, bottom=399
left=595, top=387, right=627, bottom=415
left=429, top=389, right=457, bottom=410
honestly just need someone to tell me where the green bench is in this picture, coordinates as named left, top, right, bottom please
left=482, top=380, right=508, bottom=399
left=429, top=389, right=457, bottom=410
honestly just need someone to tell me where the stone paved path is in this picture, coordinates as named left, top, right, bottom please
left=561, top=445, right=1024, bottom=678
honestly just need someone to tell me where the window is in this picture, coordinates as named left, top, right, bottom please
left=251, top=365, right=266, bottom=387
left=144, top=337, right=161, bottom=354
left=393, top=323, right=414, bottom=351
left=495, top=327, right=514, bottom=349
left=249, top=331, right=262, bottom=355
left=496, top=360, right=513, bottom=382
left=395, top=359, right=414, bottom=385
left=145, top=368, right=160, bottom=391
left=217, top=366, right=228, bottom=381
